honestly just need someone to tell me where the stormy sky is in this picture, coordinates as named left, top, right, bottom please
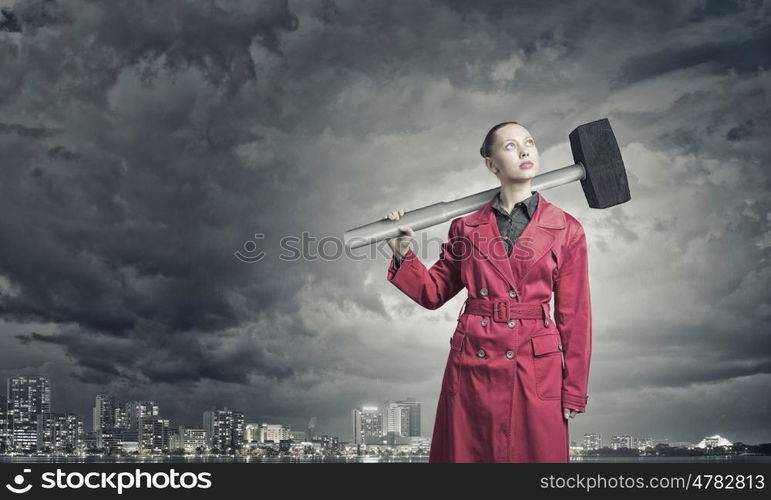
left=0, top=0, right=769, bottom=446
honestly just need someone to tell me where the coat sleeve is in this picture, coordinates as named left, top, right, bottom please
left=553, top=222, right=592, bottom=413
left=386, top=218, right=465, bottom=310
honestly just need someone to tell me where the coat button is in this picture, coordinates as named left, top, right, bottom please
left=477, top=348, right=486, bottom=358
left=507, top=320, right=516, bottom=328
left=480, top=288, right=488, bottom=296
left=505, top=350, right=514, bottom=359
left=509, top=289, right=517, bottom=298
left=481, top=317, right=488, bottom=326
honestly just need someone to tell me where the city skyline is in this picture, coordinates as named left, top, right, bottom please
left=1, top=374, right=766, bottom=456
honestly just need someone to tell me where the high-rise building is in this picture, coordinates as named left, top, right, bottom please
left=124, top=401, right=159, bottom=430
left=306, top=416, right=316, bottom=441
left=381, top=399, right=422, bottom=444
left=93, top=394, right=118, bottom=432
left=0, top=394, right=8, bottom=450
left=203, top=407, right=245, bottom=453
left=138, top=416, right=170, bottom=454
left=583, top=433, right=602, bottom=451
left=382, top=402, right=410, bottom=445
left=395, top=398, right=422, bottom=437
left=36, top=413, right=82, bottom=452
left=352, top=406, right=383, bottom=445
left=114, top=404, right=130, bottom=430
left=7, top=376, right=51, bottom=452
left=244, top=423, right=261, bottom=443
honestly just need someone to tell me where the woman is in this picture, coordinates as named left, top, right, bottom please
left=385, top=122, right=592, bottom=463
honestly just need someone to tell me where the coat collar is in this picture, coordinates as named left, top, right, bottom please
left=463, top=191, right=565, bottom=291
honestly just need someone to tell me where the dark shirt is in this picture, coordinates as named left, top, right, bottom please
left=392, top=191, right=539, bottom=270
left=491, top=190, right=539, bottom=257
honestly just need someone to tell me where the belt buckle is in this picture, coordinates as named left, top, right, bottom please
left=492, top=300, right=509, bottom=322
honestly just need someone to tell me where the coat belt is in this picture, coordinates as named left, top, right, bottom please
left=463, top=298, right=551, bottom=326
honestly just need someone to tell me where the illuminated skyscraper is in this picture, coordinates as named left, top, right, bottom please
left=203, top=407, right=245, bottom=453
left=395, top=398, right=422, bottom=437
left=36, top=413, right=82, bottom=452
left=93, top=394, right=118, bottom=432
left=124, top=401, right=159, bottom=430
left=7, top=376, right=51, bottom=452
left=352, top=406, right=383, bottom=445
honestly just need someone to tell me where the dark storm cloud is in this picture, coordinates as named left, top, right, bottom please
left=0, top=122, right=55, bottom=137
left=0, top=0, right=769, bottom=443
left=0, top=7, right=21, bottom=32
left=0, top=0, right=312, bottom=398
left=617, top=27, right=771, bottom=85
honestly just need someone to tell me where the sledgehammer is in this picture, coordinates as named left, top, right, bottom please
left=343, top=118, right=630, bottom=250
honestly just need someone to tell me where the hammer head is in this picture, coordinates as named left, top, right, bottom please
left=569, top=118, right=631, bottom=209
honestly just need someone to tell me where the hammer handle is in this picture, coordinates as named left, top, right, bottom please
left=343, top=163, right=586, bottom=250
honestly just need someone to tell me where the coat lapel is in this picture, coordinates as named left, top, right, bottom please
left=463, top=191, right=566, bottom=290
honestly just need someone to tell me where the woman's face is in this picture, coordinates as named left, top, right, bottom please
left=484, top=123, right=540, bottom=183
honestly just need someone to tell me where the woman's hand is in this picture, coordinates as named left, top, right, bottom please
left=563, top=407, right=580, bottom=420
left=385, top=208, right=414, bottom=258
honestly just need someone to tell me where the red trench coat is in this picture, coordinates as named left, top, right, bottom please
left=386, top=191, right=592, bottom=463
